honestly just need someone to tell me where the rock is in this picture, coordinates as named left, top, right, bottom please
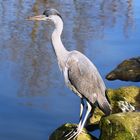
left=49, top=123, right=97, bottom=140
left=87, top=86, right=140, bottom=127
left=106, top=57, right=140, bottom=82
left=107, top=86, right=140, bottom=113
left=99, top=112, right=140, bottom=140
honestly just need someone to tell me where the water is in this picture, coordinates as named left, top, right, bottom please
left=0, top=0, right=139, bottom=140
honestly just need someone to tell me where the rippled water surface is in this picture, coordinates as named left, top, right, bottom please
left=0, top=0, right=140, bottom=140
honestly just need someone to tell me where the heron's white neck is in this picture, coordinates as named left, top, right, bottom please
left=51, top=16, right=69, bottom=69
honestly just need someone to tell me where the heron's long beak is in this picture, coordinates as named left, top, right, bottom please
left=27, top=15, right=47, bottom=21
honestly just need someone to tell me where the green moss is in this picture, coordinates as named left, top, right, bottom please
left=87, top=86, right=140, bottom=126
left=100, top=112, right=140, bottom=140
left=106, top=86, right=140, bottom=113
left=49, top=123, right=96, bottom=140
left=87, top=108, right=104, bottom=126
left=107, top=86, right=139, bottom=101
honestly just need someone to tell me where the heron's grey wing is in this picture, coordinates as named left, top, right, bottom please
left=66, top=52, right=111, bottom=115
left=66, top=52, right=105, bottom=102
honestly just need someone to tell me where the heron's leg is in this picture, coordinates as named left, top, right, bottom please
left=77, top=101, right=92, bottom=132
left=78, top=98, right=84, bottom=129
left=65, top=98, right=84, bottom=137
left=67, top=101, right=92, bottom=140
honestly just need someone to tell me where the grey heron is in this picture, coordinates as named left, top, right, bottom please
left=28, top=8, right=112, bottom=139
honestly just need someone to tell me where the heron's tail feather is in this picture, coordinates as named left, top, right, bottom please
left=97, top=93, right=112, bottom=116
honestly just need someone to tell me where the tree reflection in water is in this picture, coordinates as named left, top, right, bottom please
left=0, top=0, right=135, bottom=107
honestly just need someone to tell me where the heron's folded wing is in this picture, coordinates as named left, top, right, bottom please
left=66, top=54, right=105, bottom=103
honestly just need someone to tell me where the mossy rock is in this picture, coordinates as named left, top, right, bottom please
left=99, top=112, right=140, bottom=140
left=87, top=86, right=140, bottom=126
left=106, top=57, right=140, bottom=82
left=49, top=123, right=96, bottom=140
left=107, top=86, right=140, bottom=113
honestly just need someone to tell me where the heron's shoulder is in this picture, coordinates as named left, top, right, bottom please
left=68, top=50, right=85, bottom=57
left=67, top=50, right=90, bottom=63
left=66, top=50, right=94, bottom=68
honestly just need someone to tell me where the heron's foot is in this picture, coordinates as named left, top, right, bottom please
left=62, top=127, right=75, bottom=140
left=64, top=127, right=76, bottom=138
left=64, top=126, right=84, bottom=140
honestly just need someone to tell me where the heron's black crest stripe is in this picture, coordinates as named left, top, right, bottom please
left=43, top=8, right=62, bottom=19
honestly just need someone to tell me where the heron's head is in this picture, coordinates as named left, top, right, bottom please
left=28, top=8, right=62, bottom=23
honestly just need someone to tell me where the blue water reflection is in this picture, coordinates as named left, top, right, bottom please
left=0, top=0, right=139, bottom=139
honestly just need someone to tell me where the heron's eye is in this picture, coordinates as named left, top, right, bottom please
left=43, top=11, right=49, bottom=17
left=46, top=14, right=49, bottom=17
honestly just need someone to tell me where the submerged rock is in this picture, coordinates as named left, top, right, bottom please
left=106, top=57, right=140, bottom=82
left=49, top=123, right=97, bottom=140
left=87, top=86, right=140, bottom=127
left=99, top=112, right=140, bottom=140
